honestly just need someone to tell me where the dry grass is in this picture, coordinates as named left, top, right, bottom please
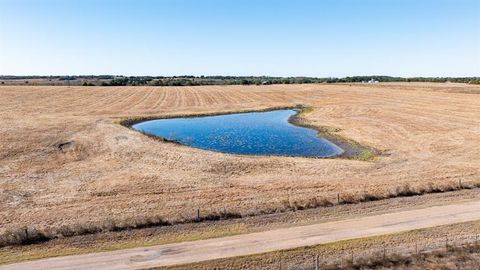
left=0, top=210, right=242, bottom=247
left=322, top=244, right=480, bottom=270
left=160, top=220, right=480, bottom=270
left=0, top=83, right=479, bottom=246
left=169, top=244, right=480, bottom=270
left=0, top=179, right=474, bottom=248
left=1, top=187, right=479, bottom=265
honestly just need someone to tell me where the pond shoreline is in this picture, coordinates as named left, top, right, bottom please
left=288, top=107, right=378, bottom=160
left=118, top=105, right=377, bottom=160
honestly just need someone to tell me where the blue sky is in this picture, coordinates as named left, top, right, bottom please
left=0, top=0, right=479, bottom=77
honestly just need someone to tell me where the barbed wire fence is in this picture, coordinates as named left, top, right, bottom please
left=277, top=232, right=480, bottom=270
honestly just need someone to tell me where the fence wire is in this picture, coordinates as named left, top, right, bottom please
left=279, top=233, right=480, bottom=270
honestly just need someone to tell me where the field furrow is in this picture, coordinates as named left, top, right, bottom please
left=0, top=82, right=479, bottom=235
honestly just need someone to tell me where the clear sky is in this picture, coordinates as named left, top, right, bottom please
left=0, top=0, right=479, bottom=77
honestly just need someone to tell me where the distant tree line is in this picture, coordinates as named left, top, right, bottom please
left=91, top=76, right=480, bottom=86
left=1, top=75, right=479, bottom=86
left=96, top=76, right=480, bottom=86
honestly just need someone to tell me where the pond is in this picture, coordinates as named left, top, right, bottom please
left=132, top=109, right=344, bottom=158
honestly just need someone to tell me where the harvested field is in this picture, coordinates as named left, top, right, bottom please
left=0, top=82, right=479, bottom=237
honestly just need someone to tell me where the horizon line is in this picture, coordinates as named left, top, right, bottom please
left=2, top=74, right=479, bottom=78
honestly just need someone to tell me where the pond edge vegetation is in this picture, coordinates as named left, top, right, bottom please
left=117, top=105, right=378, bottom=161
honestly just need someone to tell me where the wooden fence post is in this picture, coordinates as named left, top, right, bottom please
left=197, top=208, right=200, bottom=220
left=279, top=251, right=283, bottom=270
left=337, top=193, right=340, bottom=204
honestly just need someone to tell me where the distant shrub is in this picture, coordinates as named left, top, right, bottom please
left=339, top=193, right=359, bottom=204
left=395, top=183, right=419, bottom=197
left=469, top=79, right=480, bottom=85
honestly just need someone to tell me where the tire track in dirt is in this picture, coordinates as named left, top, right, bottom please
left=211, top=87, right=239, bottom=105
left=151, top=88, right=168, bottom=110
left=127, top=87, right=157, bottom=112
left=183, top=87, right=202, bottom=107
left=77, top=87, right=129, bottom=115
left=198, top=86, right=222, bottom=106
left=173, top=87, right=183, bottom=108
left=84, top=87, right=138, bottom=115
left=135, top=88, right=164, bottom=111
left=162, top=88, right=179, bottom=109
left=230, top=89, right=257, bottom=103
left=100, top=88, right=146, bottom=114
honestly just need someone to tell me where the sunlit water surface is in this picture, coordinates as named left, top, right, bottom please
left=132, top=109, right=344, bottom=157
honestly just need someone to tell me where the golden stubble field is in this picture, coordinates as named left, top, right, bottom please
left=0, top=83, right=479, bottom=232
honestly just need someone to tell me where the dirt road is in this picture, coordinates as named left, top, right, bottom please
left=2, top=200, right=480, bottom=270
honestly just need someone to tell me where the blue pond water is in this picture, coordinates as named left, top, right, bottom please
left=132, top=109, right=344, bottom=158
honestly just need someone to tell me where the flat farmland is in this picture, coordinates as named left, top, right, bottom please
left=1, top=83, right=479, bottom=235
